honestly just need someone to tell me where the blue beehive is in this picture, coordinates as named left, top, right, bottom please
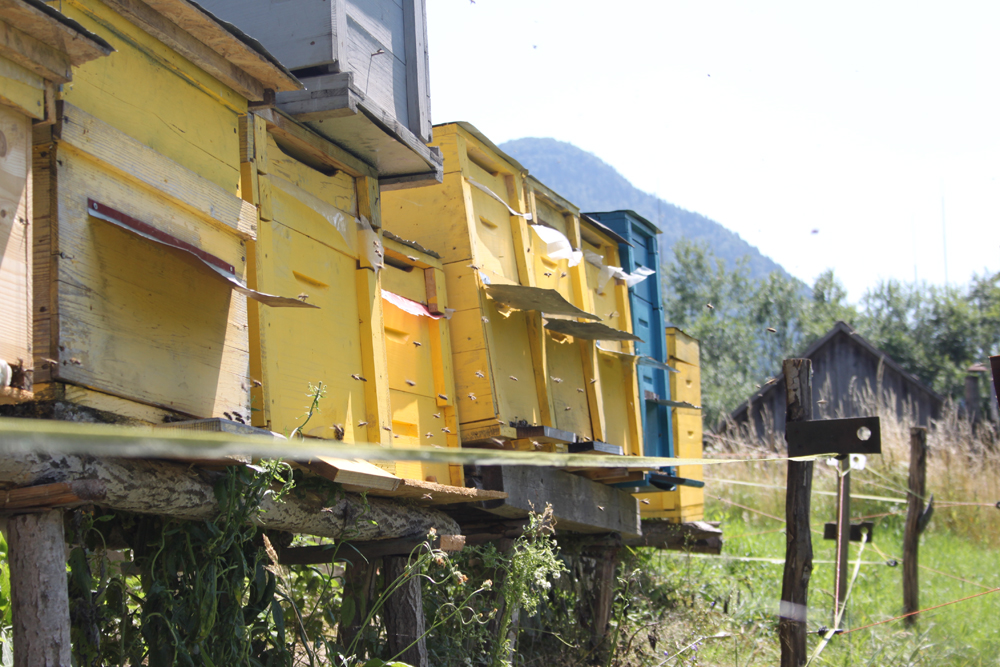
left=585, top=211, right=701, bottom=493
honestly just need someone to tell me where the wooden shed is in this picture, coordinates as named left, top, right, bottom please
left=0, top=0, right=111, bottom=404
left=26, top=0, right=306, bottom=423
left=197, top=0, right=442, bottom=189
left=727, top=320, right=944, bottom=442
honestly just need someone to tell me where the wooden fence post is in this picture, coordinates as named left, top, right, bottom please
left=903, top=427, right=928, bottom=624
left=384, top=555, right=429, bottom=667
left=8, top=510, right=72, bottom=666
left=833, top=456, right=851, bottom=624
left=779, top=359, right=814, bottom=667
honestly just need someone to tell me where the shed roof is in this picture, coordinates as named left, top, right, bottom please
left=584, top=209, right=662, bottom=235
left=728, top=321, right=945, bottom=423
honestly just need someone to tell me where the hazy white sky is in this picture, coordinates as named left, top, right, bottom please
left=426, top=1, right=998, bottom=301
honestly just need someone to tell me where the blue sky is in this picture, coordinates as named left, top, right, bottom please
left=426, top=1, right=998, bottom=300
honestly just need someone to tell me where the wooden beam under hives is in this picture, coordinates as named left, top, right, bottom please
left=0, top=452, right=459, bottom=540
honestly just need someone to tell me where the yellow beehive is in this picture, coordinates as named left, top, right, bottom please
left=382, top=124, right=642, bottom=460
left=578, top=215, right=645, bottom=460
left=381, top=123, right=546, bottom=444
left=240, top=110, right=391, bottom=447
left=0, top=1, right=110, bottom=402
left=27, top=0, right=302, bottom=422
left=635, top=327, right=705, bottom=521
left=380, top=234, right=462, bottom=486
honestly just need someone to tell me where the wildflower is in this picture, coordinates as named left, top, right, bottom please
left=456, top=572, right=468, bottom=584
left=483, top=579, right=493, bottom=590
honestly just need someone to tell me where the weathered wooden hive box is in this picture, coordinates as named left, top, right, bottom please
left=198, top=0, right=441, bottom=189
left=382, top=123, right=623, bottom=452
left=380, top=232, right=462, bottom=486
left=636, top=328, right=705, bottom=522
left=0, top=1, right=110, bottom=404
left=27, top=0, right=302, bottom=422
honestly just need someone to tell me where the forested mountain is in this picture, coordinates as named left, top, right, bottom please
left=499, top=137, right=795, bottom=284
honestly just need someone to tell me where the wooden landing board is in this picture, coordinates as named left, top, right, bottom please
left=478, top=465, right=640, bottom=538
left=300, top=457, right=402, bottom=493
left=363, top=478, right=507, bottom=506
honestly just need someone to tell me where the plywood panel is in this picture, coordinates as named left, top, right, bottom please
left=452, top=346, right=495, bottom=424
left=53, top=150, right=249, bottom=418
left=545, top=332, right=591, bottom=439
left=256, top=218, right=368, bottom=440
left=583, top=239, right=626, bottom=353
left=58, top=0, right=244, bottom=192
left=0, top=106, right=30, bottom=370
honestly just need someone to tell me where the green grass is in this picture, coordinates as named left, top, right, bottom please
left=615, top=466, right=1000, bottom=667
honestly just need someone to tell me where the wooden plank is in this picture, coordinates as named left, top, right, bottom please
left=580, top=341, right=606, bottom=442
left=0, top=106, right=31, bottom=371
left=379, top=171, right=440, bottom=191
left=0, top=0, right=111, bottom=66
left=365, top=477, right=506, bottom=505
left=302, top=457, right=402, bottom=492
left=622, top=352, right=644, bottom=456
left=356, top=266, right=393, bottom=445
left=101, top=0, right=267, bottom=101
left=56, top=103, right=257, bottom=239
left=139, top=0, right=301, bottom=92
left=30, top=126, right=54, bottom=385
left=34, top=382, right=186, bottom=424
left=257, top=107, right=376, bottom=179
left=278, top=534, right=466, bottom=565
left=402, top=0, right=430, bottom=142
left=253, top=113, right=269, bottom=173
left=546, top=332, right=592, bottom=439
left=357, top=174, right=381, bottom=228
left=480, top=466, right=640, bottom=538
left=624, top=520, right=723, bottom=554
left=0, top=18, right=71, bottom=83
left=0, top=479, right=104, bottom=509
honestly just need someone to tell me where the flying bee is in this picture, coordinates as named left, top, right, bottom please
left=297, top=293, right=309, bottom=302
left=351, top=374, right=367, bottom=382
left=641, top=498, right=651, bottom=505
left=475, top=370, right=485, bottom=378
left=438, top=393, right=448, bottom=401
left=468, top=393, right=477, bottom=401
left=425, top=432, right=434, bottom=438
left=442, top=427, right=452, bottom=434
left=405, top=379, right=416, bottom=387
left=357, top=420, right=369, bottom=427
left=551, top=376, right=563, bottom=383
left=509, top=375, right=518, bottom=381
left=766, top=327, right=777, bottom=333
left=482, top=316, right=490, bottom=323
left=413, top=341, right=422, bottom=347
left=544, top=272, right=553, bottom=277
left=433, top=413, right=441, bottom=419
left=577, top=388, right=585, bottom=393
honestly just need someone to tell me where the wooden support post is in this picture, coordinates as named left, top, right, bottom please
left=338, top=559, right=378, bottom=658
left=833, top=456, right=851, bottom=624
left=384, top=556, right=429, bottom=667
left=8, top=510, right=72, bottom=666
left=590, top=542, right=621, bottom=649
left=779, top=359, right=814, bottom=667
left=904, top=426, right=928, bottom=625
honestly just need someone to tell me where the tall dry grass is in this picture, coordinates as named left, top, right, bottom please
left=708, top=378, right=1000, bottom=548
